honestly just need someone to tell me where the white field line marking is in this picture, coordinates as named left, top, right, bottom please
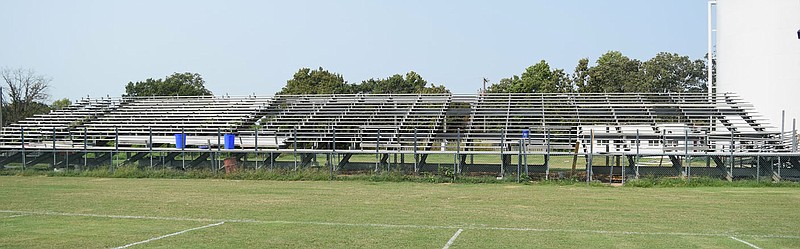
left=111, top=222, right=224, bottom=249
left=730, top=236, right=762, bottom=249
left=442, top=229, right=463, bottom=249
left=1, top=214, right=27, bottom=218
left=2, top=210, right=799, bottom=240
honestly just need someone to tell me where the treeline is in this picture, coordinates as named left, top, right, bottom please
left=488, top=51, right=708, bottom=94
left=278, top=68, right=449, bottom=95
left=276, top=50, right=709, bottom=95
left=1, top=50, right=708, bottom=126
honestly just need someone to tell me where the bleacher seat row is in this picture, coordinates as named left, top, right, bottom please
left=0, top=93, right=791, bottom=153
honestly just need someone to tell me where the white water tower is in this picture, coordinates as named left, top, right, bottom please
left=714, top=0, right=800, bottom=130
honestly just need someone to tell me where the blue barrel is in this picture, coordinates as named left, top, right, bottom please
left=224, top=134, right=235, bottom=149
left=174, top=134, right=186, bottom=149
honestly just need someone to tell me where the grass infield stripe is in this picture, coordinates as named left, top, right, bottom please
left=730, top=236, right=762, bottom=249
left=442, top=229, right=463, bottom=249
left=111, top=222, right=225, bottom=249
left=2, top=210, right=798, bottom=240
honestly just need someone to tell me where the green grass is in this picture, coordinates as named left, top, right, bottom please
left=1, top=176, right=799, bottom=248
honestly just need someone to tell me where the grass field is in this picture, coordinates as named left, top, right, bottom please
left=1, top=176, right=799, bottom=248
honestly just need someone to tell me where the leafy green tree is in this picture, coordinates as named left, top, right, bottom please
left=357, top=71, right=448, bottom=94
left=419, top=83, right=450, bottom=94
left=278, top=67, right=355, bottom=95
left=51, top=98, right=72, bottom=110
left=572, top=58, right=590, bottom=92
left=488, top=60, right=573, bottom=93
left=583, top=51, right=645, bottom=93
left=486, top=76, right=519, bottom=93
left=124, top=72, right=212, bottom=97
left=642, top=52, right=707, bottom=93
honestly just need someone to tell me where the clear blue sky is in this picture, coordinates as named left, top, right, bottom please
left=1, top=0, right=708, bottom=100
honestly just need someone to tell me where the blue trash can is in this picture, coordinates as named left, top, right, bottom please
left=224, top=134, right=235, bottom=149
left=174, top=134, right=186, bottom=149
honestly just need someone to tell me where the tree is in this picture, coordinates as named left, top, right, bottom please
left=356, top=71, right=449, bottom=94
left=1, top=67, right=52, bottom=125
left=419, top=83, right=450, bottom=94
left=642, top=52, right=707, bottom=93
left=278, top=67, right=355, bottom=95
left=124, top=72, right=212, bottom=97
left=51, top=98, right=72, bottom=110
left=572, top=58, right=590, bottom=92
left=488, top=60, right=574, bottom=93
left=486, top=76, right=520, bottom=93
left=582, top=51, right=645, bottom=93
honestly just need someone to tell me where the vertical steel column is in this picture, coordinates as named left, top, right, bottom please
left=635, top=129, right=640, bottom=178
left=293, top=128, right=298, bottom=170
left=376, top=129, right=380, bottom=172
left=255, top=127, right=259, bottom=169
left=517, top=140, right=522, bottom=183
left=545, top=128, right=551, bottom=180
left=181, top=127, right=185, bottom=170
left=757, top=140, right=761, bottom=182
left=149, top=127, right=153, bottom=168
left=331, top=127, right=339, bottom=174
left=500, top=128, right=506, bottom=177
left=523, top=134, right=528, bottom=176
left=114, top=126, right=119, bottom=170
left=331, top=127, right=336, bottom=178
left=684, top=129, right=689, bottom=178
left=779, top=110, right=784, bottom=178
left=793, top=118, right=797, bottom=153
left=20, top=127, right=26, bottom=170
left=83, top=126, right=87, bottom=169
left=52, top=127, right=57, bottom=168
left=413, top=128, right=418, bottom=173
left=729, top=130, right=734, bottom=181
left=456, top=128, right=461, bottom=175
left=588, top=129, right=594, bottom=182
left=685, top=129, right=691, bottom=182
left=217, top=128, right=221, bottom=172
left=66, top=130, right=71, bottom=169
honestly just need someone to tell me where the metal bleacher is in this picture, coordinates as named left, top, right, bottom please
left=1, top=92, right=798, bottom=179
left=0, top=92, right=792, bottom=155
